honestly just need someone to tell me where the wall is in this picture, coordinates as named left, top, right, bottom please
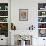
left=11, top=0, right=46, bottom=30
left=11, top=0, right=46, bottom=46
left=11, top=0, right=38, bottom=30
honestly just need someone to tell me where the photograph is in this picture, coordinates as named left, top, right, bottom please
left=19, top=9, right=28, bottom=21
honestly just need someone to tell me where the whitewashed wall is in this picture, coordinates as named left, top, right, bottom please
left=11, top=0, right=46, bottom=30
left=11, top=0, right=38, bottom=30
left=11, top=0, right=46, bottom=46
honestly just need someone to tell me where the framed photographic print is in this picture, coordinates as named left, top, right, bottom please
left=19, top=9, right=28, bottom=21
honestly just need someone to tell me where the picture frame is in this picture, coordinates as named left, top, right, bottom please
left=19, top=9, right=28, bottom=21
